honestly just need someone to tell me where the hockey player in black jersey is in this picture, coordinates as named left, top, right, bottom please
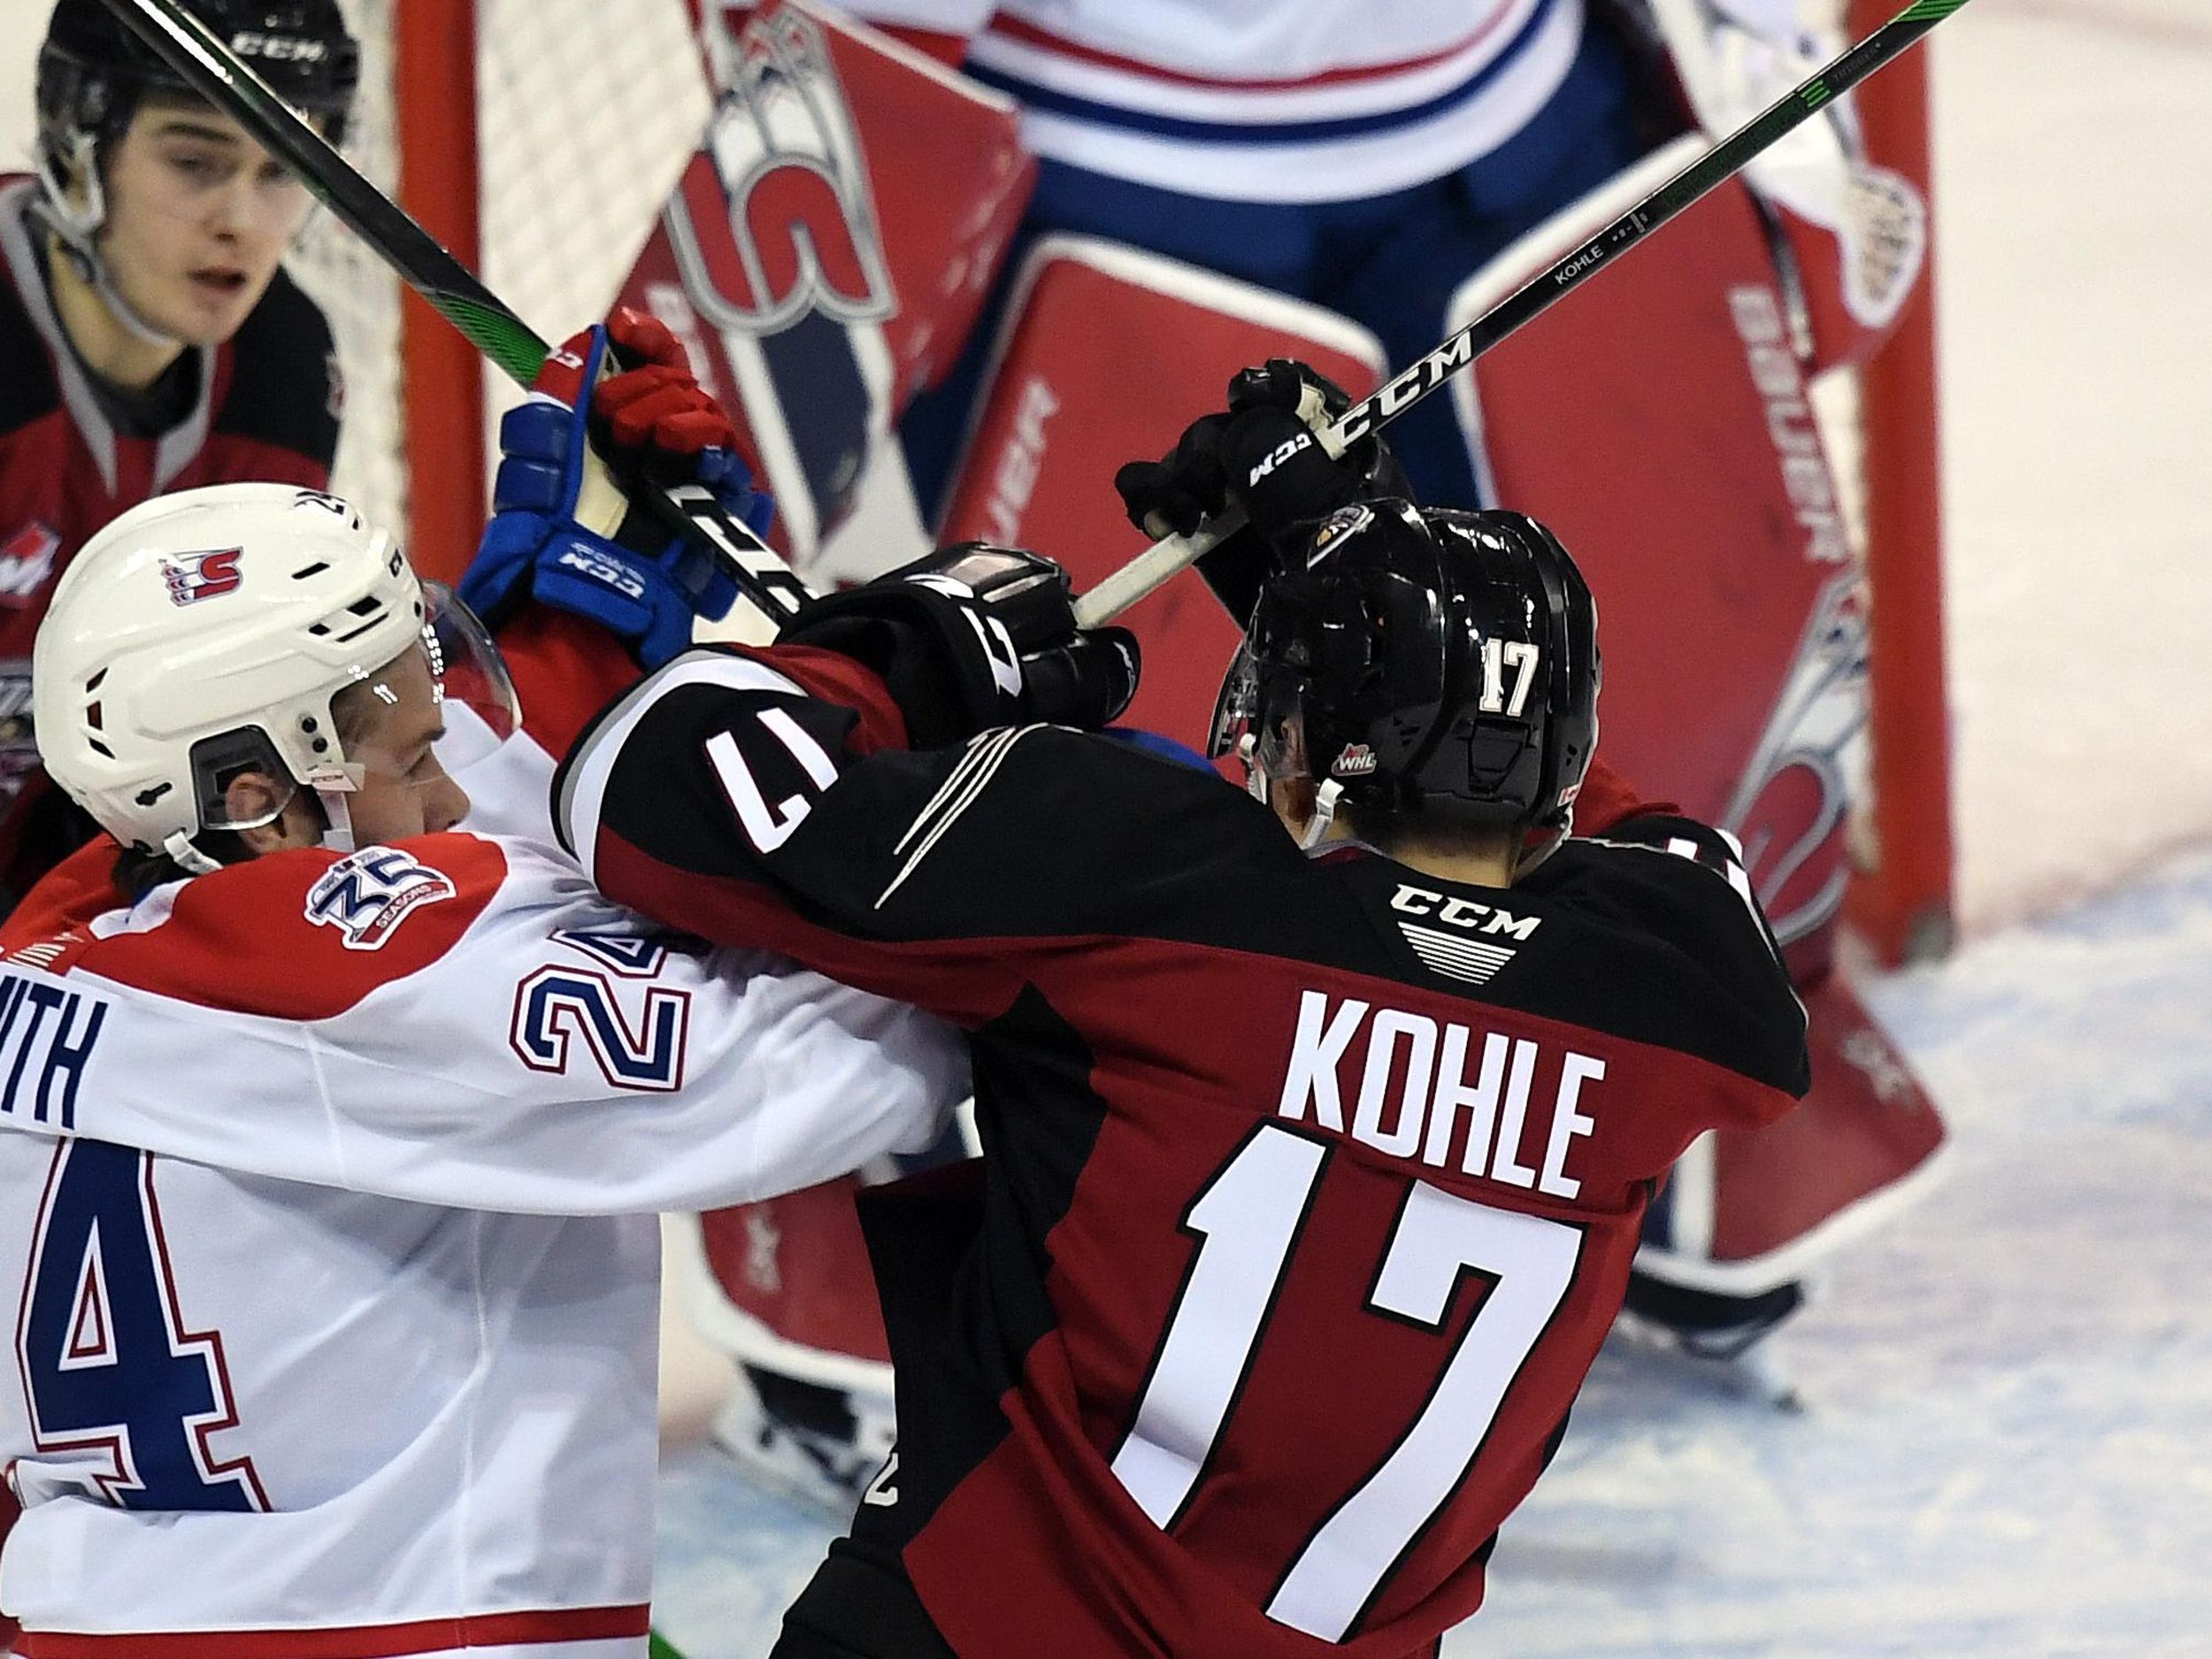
left=552, top=363, right=1810, bottom=1658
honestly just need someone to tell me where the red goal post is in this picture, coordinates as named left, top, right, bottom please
left=1845, top=0, right=1955, bottom=966
left=319, top=0, right=1952, bottom=967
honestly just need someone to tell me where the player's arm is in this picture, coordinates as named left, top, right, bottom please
left=548, top=552, right=1310, bottom=1025
left=17, top=835, right=965, bottom=1216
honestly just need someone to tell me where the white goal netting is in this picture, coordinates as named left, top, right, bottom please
left=292, top=0, right=713, bottom=547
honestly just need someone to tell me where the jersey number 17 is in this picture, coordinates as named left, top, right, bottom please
left=1110, top=1124, right=1581, bottom=1641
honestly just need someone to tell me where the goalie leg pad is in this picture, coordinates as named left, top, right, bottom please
left=1450, top=136, right=1862, bottom=949
left=1638, top=972, right=1947, bottom=1300
left=934, top=234, right=1386, bottom=752
left=1450, top=141, right=1943, bottom=1285
left=672, top=1185, right=896, bottom=1517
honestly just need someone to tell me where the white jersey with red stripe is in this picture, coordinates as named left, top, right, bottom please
left=0, top=822, right=965, bottom=1654
left=731, top=0, right=1586, bottom=203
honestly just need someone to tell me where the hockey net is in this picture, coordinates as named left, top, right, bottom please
left=290, top=0, right=716, bottom=578
left=296, top=0, right=1948, bottom=966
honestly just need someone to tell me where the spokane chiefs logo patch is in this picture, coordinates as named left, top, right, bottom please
left=305, top=847, right=457, bottom=950
left=161, top=547, right=245, bottom=606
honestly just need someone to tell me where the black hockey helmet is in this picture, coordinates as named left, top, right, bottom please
left=1210, top=498, right=1601, bottom=836
left=37, top=0, right=360, bottom=163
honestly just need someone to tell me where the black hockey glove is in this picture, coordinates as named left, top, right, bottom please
left=1113, top=359, right=1410, bottom=622
left=779, top=544, right=1140, bottom=749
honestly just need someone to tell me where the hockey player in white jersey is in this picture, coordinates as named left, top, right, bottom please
left=0, top=457, right=970, bottom=1646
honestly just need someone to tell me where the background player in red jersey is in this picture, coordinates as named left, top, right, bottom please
left=0, top=0, right=356, bottom=910
left=547, top=367, right=1811, bottom=1655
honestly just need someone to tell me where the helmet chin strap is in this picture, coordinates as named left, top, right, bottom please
left=311, top=782, right=361, bottom=856
left=1295, top=781, right=1344, bottom=852
left=32, top=150, right=185, bottom=351
left=82, top=250, right=180, bottom=348
left=1512, top=803, right=1576, bottom=878
left=1239, top=735, right=1345, bottom=851
left=158, top=829, right=225, bottom=877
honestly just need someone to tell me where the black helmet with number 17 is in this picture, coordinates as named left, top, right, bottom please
left=1210, top=497, right=1601, bottom=844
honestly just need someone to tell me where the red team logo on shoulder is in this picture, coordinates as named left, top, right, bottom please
left=0, top=523, right=61, bottom=608
left=161, top=548, right=245, bottom=608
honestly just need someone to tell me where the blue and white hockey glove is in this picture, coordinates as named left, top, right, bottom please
left=461, top=311, right=775, bottom=670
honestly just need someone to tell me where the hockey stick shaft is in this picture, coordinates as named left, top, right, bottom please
left=1072, top=0, right=1974, bottom=628
left=101, top=0, right=812, bottom=632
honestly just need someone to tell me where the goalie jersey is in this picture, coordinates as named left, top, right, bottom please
left=0, top=825, right=964, bottom=1652
left=556, top=646, right=1810, bottom=1659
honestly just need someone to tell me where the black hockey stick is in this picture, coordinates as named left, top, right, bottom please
left=1073, top=0, right=1975, bottom=627
left=100, top=0, right=813, bottom=637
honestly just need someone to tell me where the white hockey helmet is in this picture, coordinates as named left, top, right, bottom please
left=34, top=481, right=516, bottom=872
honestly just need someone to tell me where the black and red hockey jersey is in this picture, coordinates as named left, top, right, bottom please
left=0, top=175, right=339, bottom=901
left=555, top=645, right=1810, bottom=1659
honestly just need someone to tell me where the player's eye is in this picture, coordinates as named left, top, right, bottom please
left=165, top=150, right=228, bottom=186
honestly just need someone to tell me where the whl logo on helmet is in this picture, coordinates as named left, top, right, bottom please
left=161, top=549, right=245, bottom=607
left=306, top=848, right=457, bottom=951
left=1331, top=743, right=1379, bottom=777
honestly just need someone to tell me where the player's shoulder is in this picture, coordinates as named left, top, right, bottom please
left=1528, top=812, right=1793, bottom=989
left=234, top=262, right=335, bottom=357
left=1541, top=815, right=1808, bottom=1079
left=65, top=833, right=519, bottom=1021
left=1534, top=813, right=1768, bottom=923
left=980, top=723, right=1286, bottom=856
left=213, top=265, right=340, bottom=465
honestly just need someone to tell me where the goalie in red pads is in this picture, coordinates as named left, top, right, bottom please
left=552, top=368, right=1809, bottom=1655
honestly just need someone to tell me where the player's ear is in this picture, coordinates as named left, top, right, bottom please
left=228, top=772, right=314, bottom=856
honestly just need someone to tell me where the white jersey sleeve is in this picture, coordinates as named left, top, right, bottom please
left=0, top=832, right=966, bottom=1215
